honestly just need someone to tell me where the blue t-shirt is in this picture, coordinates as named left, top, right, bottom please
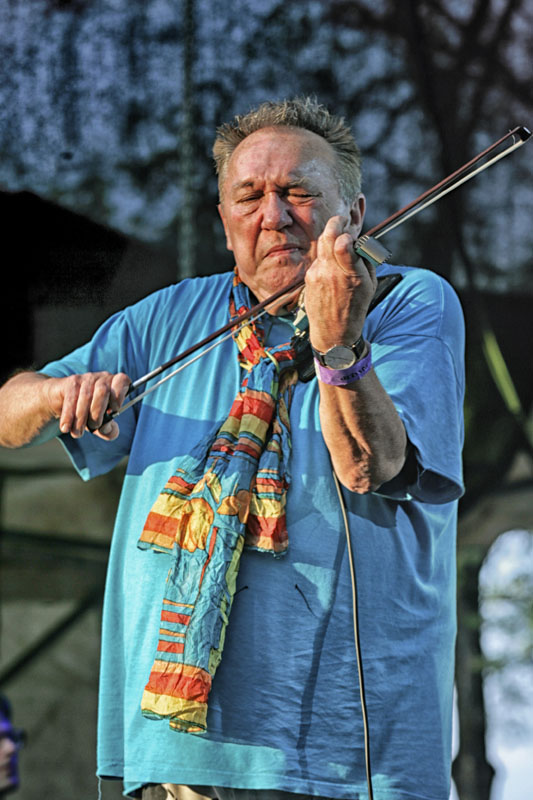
left=41, top=266, right=464, bottom=800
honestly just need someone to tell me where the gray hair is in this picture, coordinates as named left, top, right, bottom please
left=213, top=97, right=362, bottom=203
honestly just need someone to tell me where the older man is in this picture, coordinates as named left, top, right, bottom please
left=0, top=98, right=464, bottom=800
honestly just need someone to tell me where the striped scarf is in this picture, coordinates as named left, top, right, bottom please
left=137, top=271, right=299, bottom=733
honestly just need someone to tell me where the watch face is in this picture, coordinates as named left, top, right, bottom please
left=324, top=345, right=356, bottom=369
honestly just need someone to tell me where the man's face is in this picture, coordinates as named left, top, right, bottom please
left=218, top=126, right=365, bottom=306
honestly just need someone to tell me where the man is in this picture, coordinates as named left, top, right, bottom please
left=0, top=98, right=464, bottom=800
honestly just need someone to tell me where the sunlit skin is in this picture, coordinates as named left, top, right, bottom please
left=217, top=126, right=371, bottom=342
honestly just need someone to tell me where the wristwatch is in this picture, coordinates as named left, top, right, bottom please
left=311, top=335, right=366, bottom=369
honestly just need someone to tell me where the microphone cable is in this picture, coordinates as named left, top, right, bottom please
left=332, top=469, right=374, bottom=800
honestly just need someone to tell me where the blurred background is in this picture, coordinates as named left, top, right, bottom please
left=0, top=1, right=532, bottom=798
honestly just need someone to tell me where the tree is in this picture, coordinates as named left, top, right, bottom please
left=325, top=3, right=533, bottom=797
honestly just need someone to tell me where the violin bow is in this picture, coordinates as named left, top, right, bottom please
left=107, top=125, right=531, bottom=421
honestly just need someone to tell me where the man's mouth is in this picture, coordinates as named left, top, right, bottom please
left=265, top=244, right=302, bottom=258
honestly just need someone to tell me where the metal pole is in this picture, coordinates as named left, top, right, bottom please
left=177, top=0, right=197, bottom=280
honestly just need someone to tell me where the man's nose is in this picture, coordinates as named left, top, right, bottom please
left=261, top=192, right=292, bottom=230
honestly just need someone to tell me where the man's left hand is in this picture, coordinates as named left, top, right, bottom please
left=304, top=215, right=377, bottom=352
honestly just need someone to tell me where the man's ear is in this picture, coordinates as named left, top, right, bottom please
left=349, top=193, right=366, bottom=238
left=217, top=204, right=234, bottom=252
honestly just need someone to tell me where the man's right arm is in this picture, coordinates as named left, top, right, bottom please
left=0, top=370, right=131, bottom=448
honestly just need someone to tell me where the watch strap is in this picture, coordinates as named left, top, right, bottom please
left=314, top=346, right=373, bottom=386
left=311, top=334, right=365, bottom=367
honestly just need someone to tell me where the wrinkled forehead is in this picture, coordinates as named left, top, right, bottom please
left=222, top=126, right=340, bottom=197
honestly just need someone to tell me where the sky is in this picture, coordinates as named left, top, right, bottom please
left=453, top=529, right=533, bottom=800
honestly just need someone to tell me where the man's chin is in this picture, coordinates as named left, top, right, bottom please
left=264, top=284, right=303, bottom=315
left=258, top=262, right=308, bottom=304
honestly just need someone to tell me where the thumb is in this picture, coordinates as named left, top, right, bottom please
left=92, top=419, right=120, bottom=441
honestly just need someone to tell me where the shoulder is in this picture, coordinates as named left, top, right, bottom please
left=123, top=271, right=234, bottom=321
left=371, top=264, right=464, bottom=343
left=40, top=271, right=235, bottom=378
left=110, top=272, right=234, bottom=348
left=375, top=264, right=461, bottom=308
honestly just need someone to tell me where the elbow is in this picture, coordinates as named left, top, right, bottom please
left=337, top=451, right=407, bottom=495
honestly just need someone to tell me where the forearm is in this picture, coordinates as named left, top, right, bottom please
left=318, top=366, right=407, bottom=493
left=303, top=214, right=407, bottom=490
left=0, top=372, right=58, bottom=448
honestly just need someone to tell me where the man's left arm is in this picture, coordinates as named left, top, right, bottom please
left=305, top=216, right=407, bottom=493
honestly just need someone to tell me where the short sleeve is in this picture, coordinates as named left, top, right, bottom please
left=39, top=282, right=186, bottom=481
left=365, top=267, right=465, bottom=503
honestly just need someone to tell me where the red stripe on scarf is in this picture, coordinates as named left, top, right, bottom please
left=144, top=512, right=178, bottom=539
left=167, top=474, right=196, bottom=492
left=240, top=341, right=263, bottom=363
left=227, top=392, right=274, bottom=424
left=274, top=349, right=295, bottom=363
left=235, top=441, right=262, bottom=458
left=147, top=669, right=211, bottom=702
left=255, top=476, right=286, bottom=491
left=157, top=640, right=185, bottom=654
left=211, top=441, right=237, bottom=455
left=161, top=610, right=191, bottom=625
left=246, top=514, right=289, bottom=547
left=242, top=395, right=275, bottom=421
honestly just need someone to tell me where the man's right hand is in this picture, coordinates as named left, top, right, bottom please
left=0, top=370, right=131, bottom=448
left=44, top=371, right=131, bottom=440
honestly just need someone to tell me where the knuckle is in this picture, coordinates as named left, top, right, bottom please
left=304, top=267, right=320, bottom=287
left=93, top=380, right=111, bottom=398
left=78, top=382, right=93, bottom=398
left=66, top=374, right=82, bottom=390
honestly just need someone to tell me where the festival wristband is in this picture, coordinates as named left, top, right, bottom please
left=314, top=346, right=372, bottom=386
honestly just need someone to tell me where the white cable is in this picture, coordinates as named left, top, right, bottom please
left=332, top=469, right=374, bottom=800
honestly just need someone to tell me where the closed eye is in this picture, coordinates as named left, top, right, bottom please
left=286, top=189, right=318, bottom=202
left=233, top=188, right=319, bottom=209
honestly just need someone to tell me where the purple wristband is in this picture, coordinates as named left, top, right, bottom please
left=314, top=347, right=372, bottom=386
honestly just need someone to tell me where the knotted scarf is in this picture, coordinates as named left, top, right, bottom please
left=137, top=271, right=300, bottom=733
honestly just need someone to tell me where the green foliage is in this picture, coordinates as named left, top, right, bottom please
left=480, top=531, right=533, bottom=737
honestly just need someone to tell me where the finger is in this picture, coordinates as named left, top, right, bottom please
left=92, top=419, right=120, bottom=441
left=316, top=216, right=354, bottom=268
left=88, top=375, right=114, bottom=430
left=84, top=372, right=131, bottom=433
left=58, top=376, right=83, bottom=435
left=110, top=373, right=132, bottom=409
left=332, top=233, right=359, bottom=275
left=72, top=375, right=98, bottom=437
